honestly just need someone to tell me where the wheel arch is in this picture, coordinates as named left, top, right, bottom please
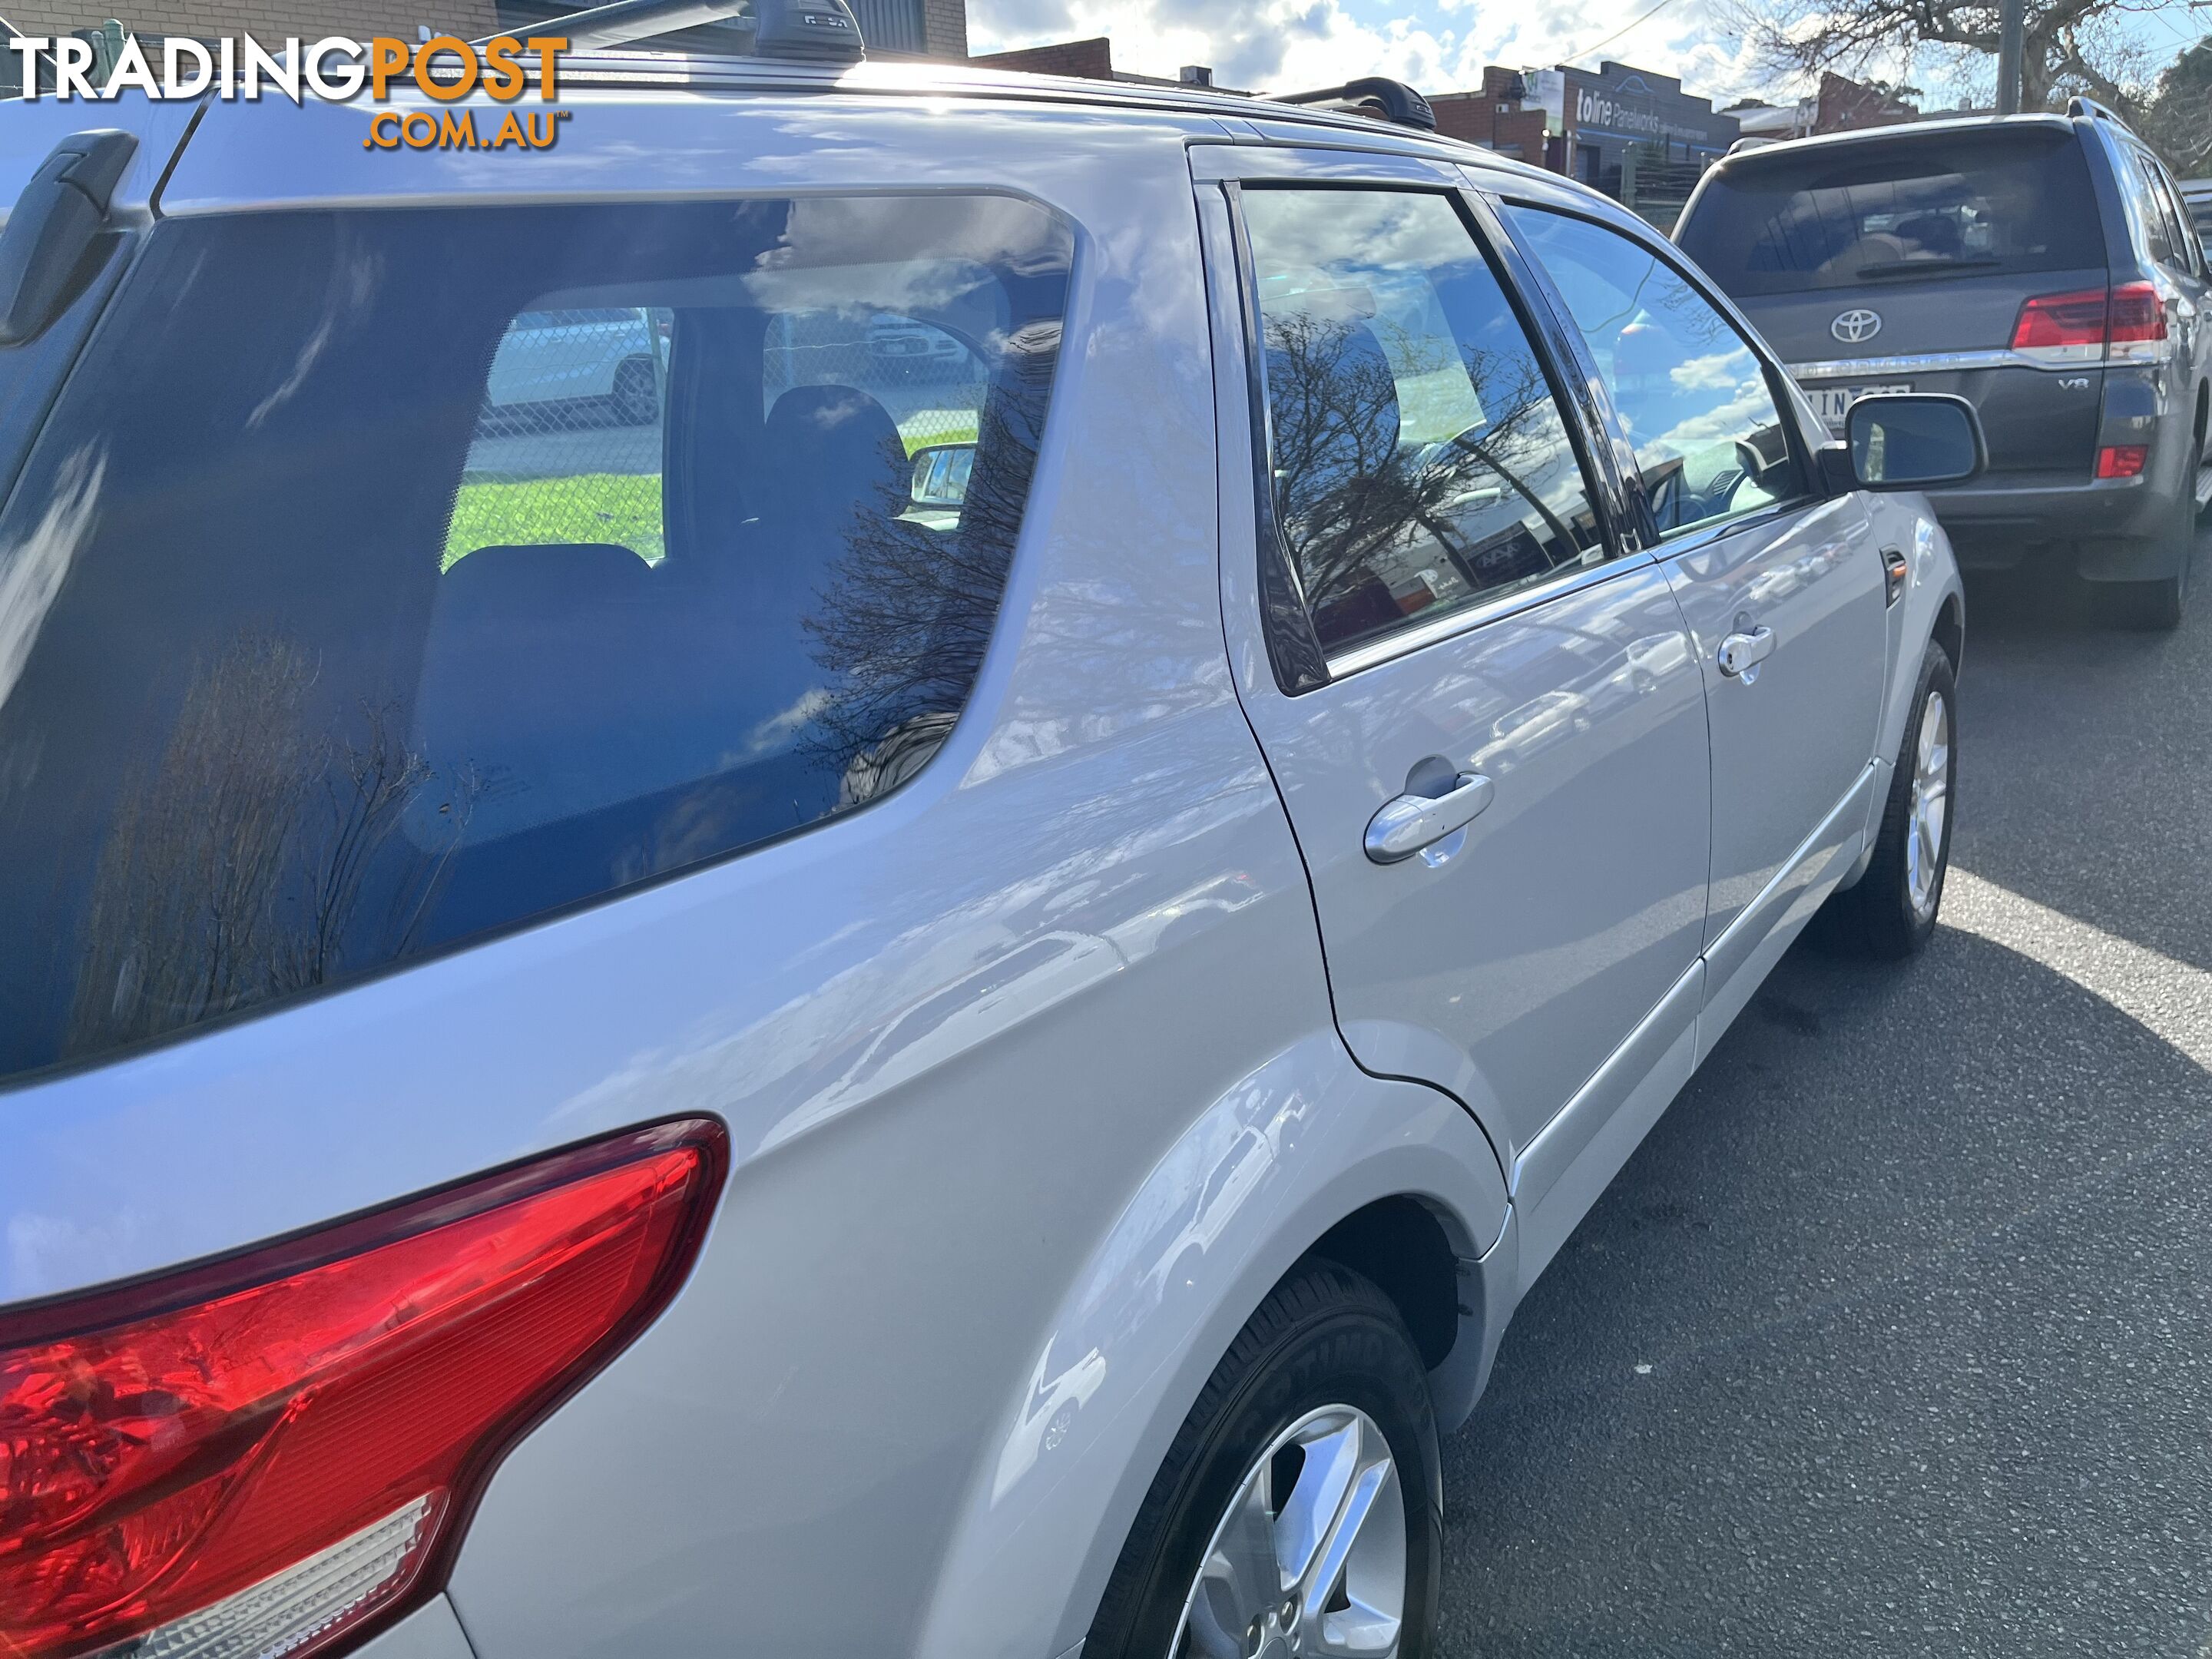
left=909, top=1035, right=1508, bottom=1659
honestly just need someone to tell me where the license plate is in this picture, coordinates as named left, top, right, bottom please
left=1812, top=382, right=1911, bottom=423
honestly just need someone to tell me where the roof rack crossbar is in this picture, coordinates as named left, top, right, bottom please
left=475, top=0, right=863, bottom=61
left=1267, top=76, right=1435, bottom=132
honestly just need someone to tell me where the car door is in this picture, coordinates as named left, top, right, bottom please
left=2143, top=152, right=2212, bottom=452
left=1500, top=203, right=1889, bottom=1043
left=1196, top=161, right=1712, bottom=1253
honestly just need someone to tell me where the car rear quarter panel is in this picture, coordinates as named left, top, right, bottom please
left=0, top=94, right=1511, bottom=1659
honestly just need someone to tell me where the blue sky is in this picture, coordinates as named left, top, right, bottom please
left=965, top=0, right=2209, bottom=116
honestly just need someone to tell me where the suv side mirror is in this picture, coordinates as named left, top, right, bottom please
left=1820, top=393, right=1985, bottom=493
left=909, top=442, right=975, bottom=507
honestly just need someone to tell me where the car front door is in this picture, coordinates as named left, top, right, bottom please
left=1500, top=202, right=1889, bottom=1042
left=1197, top=161, right=1712, bottom=1267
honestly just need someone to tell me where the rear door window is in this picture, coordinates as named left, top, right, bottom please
left=0, top=194, right=1070, bottom=1080
left=1239, top=187, right=1608, bottom=660
left=1677, top=130, right=2104, bottom=296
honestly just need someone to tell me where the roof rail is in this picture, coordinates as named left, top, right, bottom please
left=1268, top=77, right=1435, bottom=132
left=475, top=0, right=863, bottom=61
left=2066, top=94, right=2134, bottom=131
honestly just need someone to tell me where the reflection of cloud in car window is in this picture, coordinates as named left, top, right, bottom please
left=1671, top=350, right=1752, bottom=392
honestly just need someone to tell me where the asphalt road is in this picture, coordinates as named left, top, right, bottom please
left=1439, top=538, right=2212, bottom=1657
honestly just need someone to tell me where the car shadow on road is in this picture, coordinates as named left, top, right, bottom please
left=1946, top=536, right=2212, bottom=974
left=1437, top=919, right=2212, bottom=1657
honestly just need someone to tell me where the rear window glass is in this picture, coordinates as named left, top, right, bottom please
left=1678, top=131, right=2102, bottom=296
left=0, top=195, right=1070, bottom=1081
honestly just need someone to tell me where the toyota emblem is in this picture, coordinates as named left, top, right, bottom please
left=1831, top=308, right=1883, bottom=344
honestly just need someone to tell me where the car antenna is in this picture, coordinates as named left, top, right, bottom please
left=475, top=0, right=863, bottom=61
left=1265, top=77, right=1435, bottom=131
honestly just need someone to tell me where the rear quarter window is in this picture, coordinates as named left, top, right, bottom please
left=0, top=194, right=1071, bottom=1081
left=1678, top=129, right=2103, bottom=296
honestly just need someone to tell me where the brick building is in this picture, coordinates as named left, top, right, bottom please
left=1429, top=68, right=1558, bottom=168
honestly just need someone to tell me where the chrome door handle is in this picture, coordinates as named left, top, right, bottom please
left=1364, top=773, right=1495, bottom=864
left=1717, top=626, right=1776, bottom=679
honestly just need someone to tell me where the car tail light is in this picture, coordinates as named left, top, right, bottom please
left=2098, top=444, right=2149, bottom=478
left=0, top=1119, right=726, bottom=1659
left=2012, top=283, right=2172, bottom=366
left=2011, top=287, right=2109, bottom=364
left=2105, top=280, right=2171, bottom=362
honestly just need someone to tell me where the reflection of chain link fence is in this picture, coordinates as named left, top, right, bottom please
left=447, top=307, right=988, bottom=567
left=452, top=310, right=670, bottom=566
left=767, top=312, right=985, bottom=455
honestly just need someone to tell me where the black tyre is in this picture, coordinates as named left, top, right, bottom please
left=2113, top=435, right=2199, bottom=631
left=611, top=356, right=659, bottom=426
left=1086, top=1261, right=1441, bottom=1659
left=1822, top=639, right=1956, bottom=959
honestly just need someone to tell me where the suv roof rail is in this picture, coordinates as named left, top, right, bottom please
left=476, top=0, right=863, bottom=60
left=1267, top=77, right=1436, bottom=132
left=2066, top=94, right=2134, bottom=131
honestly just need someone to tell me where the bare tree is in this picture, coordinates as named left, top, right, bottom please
left=1732, top=0, right=2169, bottom=118
left=65, top=631, right=475, bottom=1058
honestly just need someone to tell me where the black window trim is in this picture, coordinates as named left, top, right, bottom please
left=1488, top=190, right=1828, bottom=558
left=1225, top=177, right=1644, bottom=687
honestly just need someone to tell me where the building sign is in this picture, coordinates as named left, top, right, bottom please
left=1562, top=61, right=1737, bottom=160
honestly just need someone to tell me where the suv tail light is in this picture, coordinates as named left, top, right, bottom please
left=2012, top=282, right=2172, bottom=365
left=0, top=1120, right=726, bottom=1659
left=2105, top=280, right=2171, bottom=362
left=2011, top=287, right=2109, bottom=363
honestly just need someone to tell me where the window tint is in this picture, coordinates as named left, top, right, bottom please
left=1509, top=207, right=1802, bottom=538
left=2155, top=171, right=2203, bottom=276
left=2115, top=144, right=2179, bottom=269
left=1240, top=188, right=1606, bottom=660
left=0, top=196, right=1070, bottom=1081
left=1677, top=131, right=2103, bottom=296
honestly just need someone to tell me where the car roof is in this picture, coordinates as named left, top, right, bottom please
left=1699, top=111, right=2078, bottom=179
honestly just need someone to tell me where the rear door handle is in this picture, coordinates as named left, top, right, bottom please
left=1717, top=626, right=1776, bottom=679
left=1365, top=773, right=1495, bottom=863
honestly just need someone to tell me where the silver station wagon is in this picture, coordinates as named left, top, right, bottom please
left=0, top=23, right=1975, bottom=1659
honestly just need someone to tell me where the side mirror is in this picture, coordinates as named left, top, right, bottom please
left=1821, top=393, right=1985, bottom=492
left=909, top=442, right=975, bottom=507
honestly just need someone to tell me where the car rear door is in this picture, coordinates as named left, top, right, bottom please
left=1674, top=123, right=2110, bottom=480
left=1504, top=200, right=1889, bottom=1045
left=1196, top=151, right=1712, bottom=1256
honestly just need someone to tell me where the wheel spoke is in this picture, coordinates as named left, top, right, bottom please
left=1205, top=1478, right=1286, bottom=1635
left=1275, top=1422, right=1359, bottom=1591
left=1296, top=1461, right=1392, bottom=1631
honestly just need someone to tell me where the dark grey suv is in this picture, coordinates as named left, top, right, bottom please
left=1677, top=101, right=2208, bottom=628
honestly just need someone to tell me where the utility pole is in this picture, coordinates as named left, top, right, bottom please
left=1995, top=0, right=2025, bottom=114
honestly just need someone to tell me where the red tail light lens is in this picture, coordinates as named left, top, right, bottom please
left=2012, top=283, right=2171, bottom=365
left=0, top=1120, right=725, bottom=1659
left=2011, top=287, right=2108, bottom=361
left=2106, top=280, right=2171, bottom=360
left=2098, top=444, right=2149, bottom=478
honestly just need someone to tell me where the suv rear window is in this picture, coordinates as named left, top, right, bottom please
left=1679, top=129, right=2102, bottom=296
left=0, top=194, right=1069, bottom=1081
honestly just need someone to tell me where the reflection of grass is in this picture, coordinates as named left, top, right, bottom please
left=898, top=414, right=978, bottom=455
left=443, top=424, right=975, bottom=568
left=444, top=474, right=663, bottom=568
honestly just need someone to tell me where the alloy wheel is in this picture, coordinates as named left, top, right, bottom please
left=1171, top=1405, right=1406, bottom=1659
left=1906, top=687, right=1950, bottom=918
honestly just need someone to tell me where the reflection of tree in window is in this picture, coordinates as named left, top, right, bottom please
left=65, top=633, right=476, bottom=1058
left=801, top=318, right=1061, bottom=803
left=1262, top=307, right=1597, bottom=654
